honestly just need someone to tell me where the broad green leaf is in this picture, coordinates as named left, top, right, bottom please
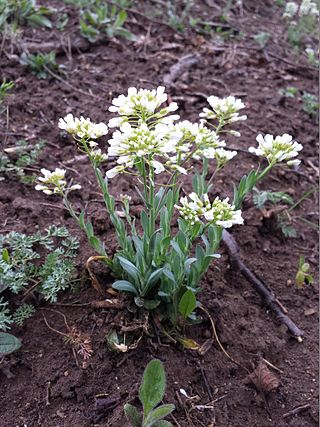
left=27, top=14, right=52, bottom=28
left=118, top=256, right=140, bottom=282
left=112, top=280, right=138, bottom=296
left=141, top=268, right=164, bottom=297
left=144, top=404, right=175, bottom=426
left=178, top=290, right=197, bottom=319
left=114, top=9, right=127, bottom=28
left=142, top=299, right=160, bottom=310
left=124, top=403, right=142, bottom=427
left=0, top=332, right=21, bottom=355
left=139, top=360, right=166, bottom=417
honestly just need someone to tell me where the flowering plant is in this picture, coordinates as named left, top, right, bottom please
left=36, top=87, right=302, bottom=331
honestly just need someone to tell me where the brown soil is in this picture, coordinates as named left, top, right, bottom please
left=0, top=1, right=318, bottom=427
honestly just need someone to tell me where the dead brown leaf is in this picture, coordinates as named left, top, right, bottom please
left=247, top=361, right=280, bottom=393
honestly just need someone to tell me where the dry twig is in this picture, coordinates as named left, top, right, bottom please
left=222, top=230, right=304, bottom=340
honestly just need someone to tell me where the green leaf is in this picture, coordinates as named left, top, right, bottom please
left=139, top=360, right=166, bottom=417
left=141, top=210, right=149, bottom=234
left=85, top=220, right=94, bottom=237
left=142, top=268, right=164, bottom=297
left=112, top=280, right=138, bottom=296
left=178, top=290, right=197, bottom=319
left=124, top=403, right=142, bottom=427
left=118, top=256, right=140, bottom=282
left=114, top=9, right=127, bottom=28
left=27, top=14, right=52, bottom=28
left=0, top=332, right=21, bottom=355
left=89, top=236, right=104, bottom=254
left=2, top=248, right=10, bottom=264
left=79, top=211, right=85, bottom=230
left=142, top=299, right=160, bottom=310
left=144, top=404, right=175, bottom=426
left=153, top=421, right=173, bottom=427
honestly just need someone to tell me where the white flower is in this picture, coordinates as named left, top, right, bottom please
left=229, top=130, right=241, bottom=137
left=283, top=2, right=298, bottom=18
left=200, top=96, right=247, bottom=123
left=300, top=0, right=319, bottom=16
left=109, top=86, right=168, bottom=116
left=105, top=163, right=131, bottom=179
left=70, top=184, right=82, bottom=191
left=175, top=193, right=244, bottom=228
left=35, top=168, right=81, bottom=195
left=58, top=113, right=78, bottom=134
left=213, top=148, right=237, bottom=165
left=249, top=133, right=303, bottom=165
left=151, top=160, right=165, bottom=174
left=90, top=148, right=108, bottom=163
left=106, top=122, right=183, bottom=177
left=58, top=114, right=108, bottom=139
left=108, top=116, right=123, bottom=128
left=108, top=86, right=180, bottom=129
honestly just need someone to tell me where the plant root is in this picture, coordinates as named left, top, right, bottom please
left=222, top=230, right=304, bottom=340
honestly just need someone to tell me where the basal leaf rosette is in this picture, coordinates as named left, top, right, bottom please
left=175, top=192, right=243, bottom=228
left=248, top=133, right=302, bottom=167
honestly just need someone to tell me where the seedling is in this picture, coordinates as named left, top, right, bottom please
left=124, top=359, right=175, bottom=427
left=253, top=32, right=270, bottom=48
left=166, top=0, right=193, bottom=33
left=37, top=87, right=303, bottom=335
left=0, top=139, right=45, bottom=184
left=20, top=51, right=64, bottom=79
left=253, top=187, right=318, bottom=238
left=65, top=0, right=136, bottom=43
left=0, top=0, right=52, bottom=33
left=278, top=86, right=299, bottom=98
left=0, top=80, right=14, bottom=113
left=253, top=189, right=294, bottom=209
left=301, top=91, right=318, bottom=118
left=295, top=256, right=314, bottom=288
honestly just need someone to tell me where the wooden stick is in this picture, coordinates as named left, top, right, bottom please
left=222, top=230, right=304, bottom=340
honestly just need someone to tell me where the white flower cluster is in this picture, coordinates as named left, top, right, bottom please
left=108, top=86, right=179, bottom=128
left=248, top=134, right=302, bottom=166
left=283, top=0, right=319, bottom=18
left=105, top=89, right=245, bottom=178
left=175, top=192, right=243, bottom=228
left=35, top=168, right=81, bottom=195
left=106, top=122, right=183, bottom=178
left=58, top=114, right=108, bottom=139
left=200, top=96, right=247, bottom=124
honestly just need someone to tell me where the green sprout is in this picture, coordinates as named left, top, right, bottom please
left=295, top=256, right=314, bottom=288
left=124, top=359, right=175, bottom=427
left=0, top=139, right=45, bottom=184
left=20, top=51, right=64, bottom=79
left=278, top=86, right=299, bottom=98
left=0, top=0, right=52, bottom=34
